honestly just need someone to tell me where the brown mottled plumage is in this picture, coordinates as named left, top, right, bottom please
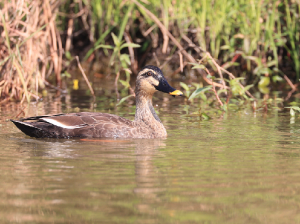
left=11, top=65, right=183, bottom=139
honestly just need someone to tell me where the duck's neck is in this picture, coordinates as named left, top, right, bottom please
left=134, top=91, right=161, bottom=123
left=134, top=91, right=166, bottom=136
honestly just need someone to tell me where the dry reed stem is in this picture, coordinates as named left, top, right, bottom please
left=205, top=52, right=227, bottom=92
left=283, top=74, right=297, bottom=91
left=153, top=52, right=160, bottom=66
left=65, top=17, right=74, bottom=53
left=143, top=24, right=156, bottom=36
left=162, top=31, right=169, bottom=54
left=181, top=33, right=228, bottom=91
left=57, top=8, right=87, bottom=19
left=171, top=62, right=188, bottom=76
left=124, top=31, right=138, bottom=74
left=205, top=68, right=224, bottom=107
left=285, top=83, right=299, bottom=101
left=180, top=34, right=256, bottom=99
left=13, top=60, right=30, bottom=103
left=0, top=0, right=64, bottom=102
left=75, top=56, right=95, bottom=97
left=179, top=52, right=183, bottom=72
left=15, top=105, right=27, bottom=118
left=218, top=66, right=256, bottom=100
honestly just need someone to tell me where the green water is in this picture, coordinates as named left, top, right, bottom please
left=1, top=96, right=300, bottom=223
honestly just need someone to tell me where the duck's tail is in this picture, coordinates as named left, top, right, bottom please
left=10, top=120, right=44, bottom=138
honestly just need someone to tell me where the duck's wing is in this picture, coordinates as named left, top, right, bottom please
left=11, top=112, right=135, bottom=138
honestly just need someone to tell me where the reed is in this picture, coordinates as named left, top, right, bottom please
left=0, top=0, right=63, bottom=103
left=0, top=0, right=299, bottom=103
left=137, top=0, right=299, bottom=82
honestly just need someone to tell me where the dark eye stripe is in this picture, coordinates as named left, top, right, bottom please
left=140, top=69, right=159, bottom=80
left=142, top=71, right=152, bottom=77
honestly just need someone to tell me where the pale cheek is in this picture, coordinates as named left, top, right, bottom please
left=141, top=81, right=156, bottom=93
left=145, top=84, right=156, bottom=93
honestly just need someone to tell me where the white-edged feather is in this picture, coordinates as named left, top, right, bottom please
left=41, top=118, right=83, bottom=129
left=15, top=120, right=35, bottom=127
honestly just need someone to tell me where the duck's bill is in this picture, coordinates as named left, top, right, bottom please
left=169, top=89, right=183, bottom=96
left=155, top=79, right=183, bottom=96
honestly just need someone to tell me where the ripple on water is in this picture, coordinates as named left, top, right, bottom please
left=1, top=103, right=300, bottom=223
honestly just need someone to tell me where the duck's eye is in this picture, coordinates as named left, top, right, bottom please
left=147, top=72, right=152, bottom=76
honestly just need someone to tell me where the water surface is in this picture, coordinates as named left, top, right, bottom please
left=1, top=95, right=300, bottom=223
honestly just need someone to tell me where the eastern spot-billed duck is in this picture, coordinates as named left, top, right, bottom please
left=11, top=65, right=183, bottom=138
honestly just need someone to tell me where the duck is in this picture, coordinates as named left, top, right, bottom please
left=11, top=65, right=183, bottom=139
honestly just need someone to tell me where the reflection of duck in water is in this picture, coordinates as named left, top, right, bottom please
left=11, top=65, right=183, bottom=139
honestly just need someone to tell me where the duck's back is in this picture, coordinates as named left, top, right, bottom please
left=11, top=112, right=145, bottom=139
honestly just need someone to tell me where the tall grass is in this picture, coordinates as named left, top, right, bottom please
left=129, top=0, right=299, bottom=82
left=171, top=1, right=298, bottom=79
left=0, top=0, right=63, bottom=103
left=0, top=0, right=299, bottom=103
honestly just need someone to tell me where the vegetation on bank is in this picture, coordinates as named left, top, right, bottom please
left=0, top=0, right=299, bottom=109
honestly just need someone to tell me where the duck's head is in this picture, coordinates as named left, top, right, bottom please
left=136, top=65, right=183, bottom=97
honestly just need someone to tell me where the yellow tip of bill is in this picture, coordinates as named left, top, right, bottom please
left=169, top=90, right=183, bottom=96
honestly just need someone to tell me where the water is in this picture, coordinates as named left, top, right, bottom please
left=1, top=95, right=300, bottom=223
